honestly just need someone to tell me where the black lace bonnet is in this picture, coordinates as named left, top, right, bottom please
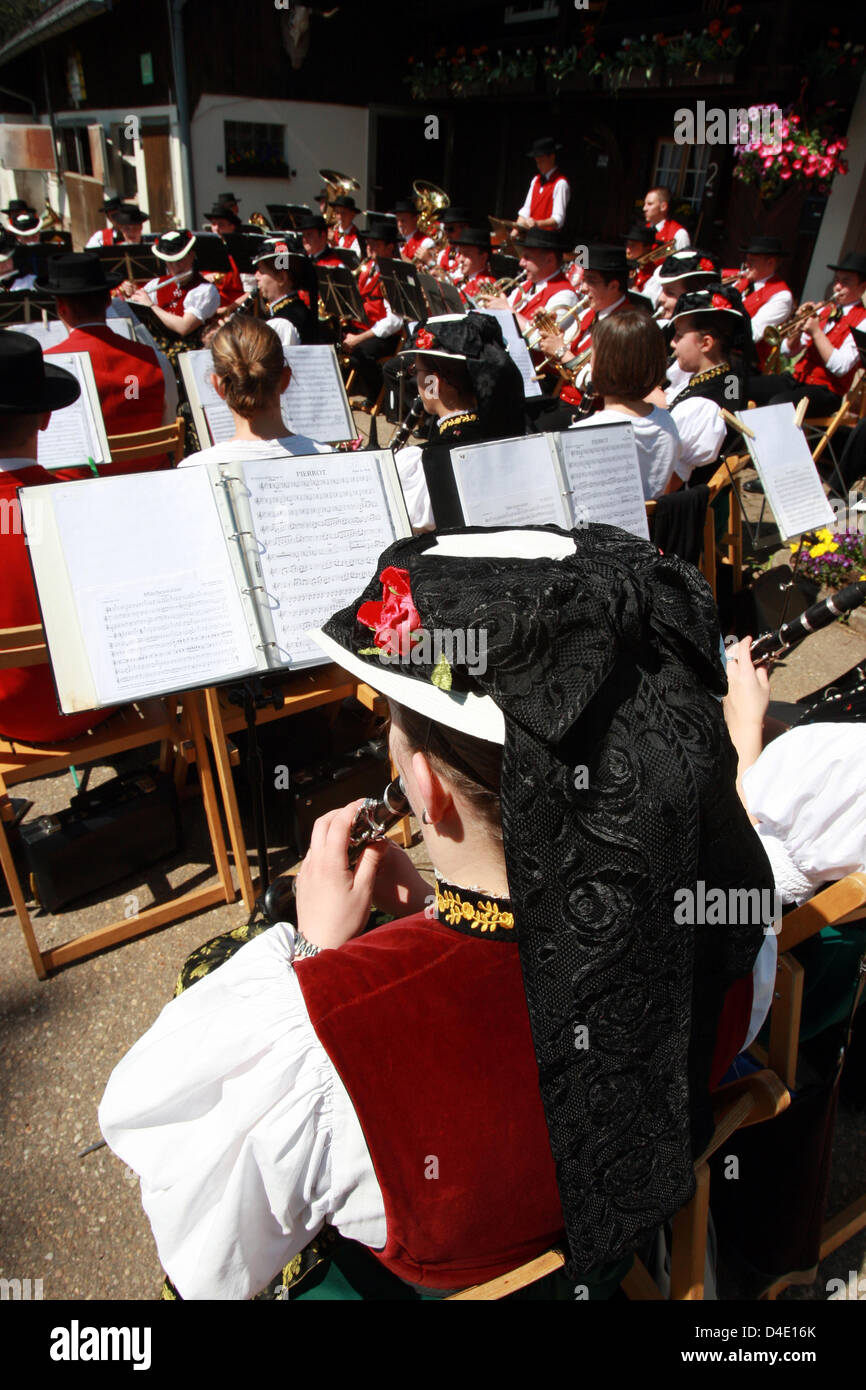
left=316, top=524, right=769, bottom=1273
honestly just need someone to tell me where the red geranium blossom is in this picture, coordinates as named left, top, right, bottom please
left=712, top=293, right=730, bottom=310
left=415, top=327, right=434, bottom=349
left=358, top=567, right=422, bottom=658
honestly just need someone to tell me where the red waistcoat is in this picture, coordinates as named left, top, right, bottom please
left=400, top=230, right=430, bottom=263
left=295, top=912, right=564, bottom=1290
left=740, top=276, right=792, bottom=367
left=155, top=272, right=203, bottom=314
left=357, top=259, right=387, bottom=327
left=214, top=256, right=244, bottom=308
left=655, top=219, right=686, bottom=247
left=0, top=463, right=113, bottom=743
left=528, top=171, right=569, bottom=222
left=45, top=325, right=168, bottom=480
left=793, top=303, right=866, bottom=396
left=460, top=271, right=495, bottom=307
left=335, top=226, right=361, bottom=254
left=513, top=272, right=575, bottom=321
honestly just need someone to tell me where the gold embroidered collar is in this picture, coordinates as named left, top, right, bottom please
left=436, top=412, right=479, bottom=436
left=434, top=875, right=515, bottom=939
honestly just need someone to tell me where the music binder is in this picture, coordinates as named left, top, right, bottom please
left=180, top=344, right=356, bottom=445
left=35, top=351, right=111, bottom=473
left=421, top=424, right=650, bottom=539
left=20, top=449, right=411, bottom=714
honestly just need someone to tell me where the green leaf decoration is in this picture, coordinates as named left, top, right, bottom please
left=431, top=654, right=452, bottom=690
left=357, top=646, right=382, bottom=656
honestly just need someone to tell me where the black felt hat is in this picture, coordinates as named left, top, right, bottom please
left=657, top=249, right=720, bottom=284
left=440, top=206, right=472, bottom=226
left=513, top=226, right=570, bottom=253
left=218, top=192, right=240, bottom=205
left=112, top=205, right=149, bottom=227
left=740, top=235, right=786, bottom=256
left=310, top=524, right=772, bottom=1275
left=205, top=203, right=242, bottom=228
left=331, top=194, right=360, bottom=213
left=390, top=198, right=418, bottom=215
left=251, top=235, right=296, bottom=267
left=100, top=195, right=123, bottom=214
left=2, top=198, right=34, bottom=217
left=670, top=282, right=746, bottom=324
left=827, top=251, right=866, bottom=279
left=0, top=331, right=82, bottom=413
left=35, top=252, right=122, bottom=296
left=585, top=243, right=628, bottom=277
left=153, top=229, right=196, bottom=262
left=361, top=215, right=398, bottom=243
left=526, top=136, right=561, bottom=157
left=8, top=211, right=40, bottom=236
left=622, top=222, right=656, bottom=246
left=450, top=227, right=491, bottom=250
left=400, top=313, right=525, bottom=436
left=298, top=213, right=328, bottom=233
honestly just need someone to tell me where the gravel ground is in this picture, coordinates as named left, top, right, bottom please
left=1, top=429, right=864, bottom=1303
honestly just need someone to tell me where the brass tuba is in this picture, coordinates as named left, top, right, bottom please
left=319, top=168, right=361, bottom=226
left=413, top=179, right=449, bottom=245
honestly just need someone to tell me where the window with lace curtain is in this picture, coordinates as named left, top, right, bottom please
left=224, top=122, right=288, bottom=178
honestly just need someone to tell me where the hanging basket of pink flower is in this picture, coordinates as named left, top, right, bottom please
left=733, top=106, right=849, bottom=200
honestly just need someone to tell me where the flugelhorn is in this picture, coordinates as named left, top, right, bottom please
left=472, top=270, right=528, bottom=303
left=523, top=294, right=589, bottom=351
left=763, top=291, right=842, bottom=348
left=320, top=168, right=361, bottom=227
left=630, top=238, right=677, bottom=269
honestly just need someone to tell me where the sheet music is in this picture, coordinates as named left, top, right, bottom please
left=744, top=403, right=834, bottom=541
left=50, top=469, right=257, bottom=704
left=557, top=422, right=650, bottom=540
left=477, top=308, right=542, bottom=398
left=450, top=435, right=568, bottom=527
left=282, top=345, right=354, bottom=441
left=242, top=452, right=402, bottom=666
left=10, top=321, right=68, bottom=348
left=37, top=352, right=107, bottom=471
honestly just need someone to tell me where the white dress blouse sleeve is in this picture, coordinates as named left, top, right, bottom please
left=394, top=443, right=435, bottom=532
left=742, top=723, right=866, bottom=905
left=669, top=395, right=726, bottom=480
left=98, top=923, right=386, bottom=1300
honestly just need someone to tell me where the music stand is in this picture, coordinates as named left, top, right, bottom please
left=222, top=232, right=273, bottom=275
left=189, top=233, right=233, bottom=275
left=13, top=242, right=66, bottom=280
left=0, top=292, right=59, bottom=325
left=93, top=244, right=160, bottom=286
left=267, top=204, right=311, bottom=231
left=316, top=264, right=364, bottom=330
left=377, top=257, right=425, bottom=322
left=417, top=271, right=464, bottom=318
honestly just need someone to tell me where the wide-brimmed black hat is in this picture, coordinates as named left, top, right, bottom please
left=298, top=213, right=328, bottom=233
left=399, top=314, right=525, bottom=435
left=2, top=198, right=34, bottom=218
left=585, top=243, right=628, bottom=277
left=513, top=226, right=570, bottom=253
left=827, top=251, right=866, bottom=279
left=741, top=235, right=786, bottom=256
left=218, top=191, right=240, bottom=205
left=390, top=198, right=418, bottom=215
left=361, top=215, right=399, bottom=243
left=153, top=229, right=196, bottom=262
left=670, top=283, right=746, bottom=324
left=657, top=249, right=720, bottom=284
left=311, top=523, right=771, bottom=1276
left=205, top=203, right=241, bottom=228
left=100, top=195, right=123, bottom=214
left=0, top=331, right=82, bottom=413
left=622, top=222, right=655, bottom=247
left=113, top=205, right=149, bottom=227
left=440, top=206, right=472, bottom=226
left=450, top=228, right=491, bottom=251
left=526, top=136, right=561, bottom=158
left=330, top=194, right=360, bottom=213
left=35, top=252, right=123, bottom=296
left=251, top=235, right=296, bottom=267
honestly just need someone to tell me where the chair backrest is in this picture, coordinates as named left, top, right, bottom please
left=106, top=415, right=186, bottom=464
left=0, top=622, right=48, bottom=671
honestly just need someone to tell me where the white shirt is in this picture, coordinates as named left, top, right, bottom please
left=371, top=296, right=403, bottom=340
left=265, top=316, right=301, bottom=350
left=99, top=922, right=386, bottom=1301
left=746, top=277, right=794, bottom=344
left=793, top=302, right=862, bottom=379
left=142, top=276, right=220, bottom=324
left=178, top=436, right=332, bottom=469
left=665, top=385, right=726, bottom=481
left=518, top=170, right=571, bottom=229
left=510, top=271, right=577, bottom=320
left=570, top=406, right=682, bottom=499
left=656, top=219, right=690, bottom=252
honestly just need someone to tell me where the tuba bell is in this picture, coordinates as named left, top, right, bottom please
left=412, top=179, right=449, bottom=245
left=319, top=168, right=361, bottom=226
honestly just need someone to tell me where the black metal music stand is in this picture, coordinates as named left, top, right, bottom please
left=417, top=270, right=464, bottom=318
left=93, top=244, right=160, bottom=286
left=316, top=264, right=364, bottom=328
left=377, top=257, right=426, bottom=322
left=225, top=676, right=285, bottom=924
left=0, top=291, right=59, bottom=325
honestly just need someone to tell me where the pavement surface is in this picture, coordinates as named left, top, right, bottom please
left=1, top=419, right=864, bottom=1302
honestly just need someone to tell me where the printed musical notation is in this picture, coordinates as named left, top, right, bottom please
left=558, top=423, right=649, bottom=540
left=243, top=454, right=399, bottom=664
left=188, top=345, right=353, bottom=446
left=451, top=436, right=567, bottom=528
left=743, top=403, right=834, bottom=542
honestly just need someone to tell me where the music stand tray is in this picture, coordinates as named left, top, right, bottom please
left=93, top=245, right=161, bottom=285
left=378, top=257, right=426, bottom=322
left=0, top=292, right=59, bottom=325
left=316, top=265, right=364, bottom=328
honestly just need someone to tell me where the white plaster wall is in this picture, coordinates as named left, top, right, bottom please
left=803, top=75, right=866, bottom=302
left=191, top=95, right=368, bottom=223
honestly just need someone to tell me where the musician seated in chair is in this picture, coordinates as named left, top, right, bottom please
left=39, top=253, right=177, bottom=479
left=342, top=215, right=403, bottom=410
left=0, top=334, right=115, bottom=743
left=178, top=316, right=329, bottom=469
left=128, top=230, right=220, bottom=342
left=0, top=230, right=35, bottom=292
left=100, top=525, right=771, bottom=1300
left=748, top=252, right=866, bottom=417
left=251, top=237, right=318, bottom=347
left=453, top=230, right=497, bottom=308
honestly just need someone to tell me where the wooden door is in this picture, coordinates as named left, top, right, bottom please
left=141, top=124, right=175, bottom=232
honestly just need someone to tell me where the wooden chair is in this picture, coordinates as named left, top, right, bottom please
left=806, top=369, right=866, bottom=476
left=752, top=872, right=866, bottom=1297
left=106, top=416, right=186, bottom=467
left=0, top=623, right=236, bottom=978
left=644, top=451, right=748, bottom=601
left=445, top=1069, right=790, bottom=1300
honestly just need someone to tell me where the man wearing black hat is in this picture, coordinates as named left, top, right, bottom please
left=217, top=193, right=240, bottom=218
left=251, top=237, right=317, bottom=347
left=300, top=214, right=348, bottom=270
left=434, top=207, right=471, bottom=284
left=0, top=231, right=35, bottom=292
left=517, top=138, right=570, bottom=232
left=85, top=196, right=125, bottom=248
left=623, top=223, right=658, bottom=295
left=452, top=230, right=496, bottom=308
left=728, top=237, right=793, bottom=368
left=749, top=251, right=866, bottom=415
left=0, top=333, right=116, bottom=742
left=392, top=199, right=435, bottom=268
left=483, top=227, right=576, bottom=331
left=329, top=195, right=362, bottom=261
left=202, top=203, right=251, bottom=312
left=342, top=216, right=403, bottom=407
left=40, top=253, right=175, bottom=478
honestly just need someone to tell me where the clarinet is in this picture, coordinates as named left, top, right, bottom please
left=750, top=582, right=866, bottom=665
left=262, top=777, right=410, bottom=926
left=222, top=287, right=261, bottom=324
left=391, top=395, right=426, bottom=450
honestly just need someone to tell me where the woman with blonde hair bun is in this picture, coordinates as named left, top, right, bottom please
left=179, top=315, right=330, bottom=467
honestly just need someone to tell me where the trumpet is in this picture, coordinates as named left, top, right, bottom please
left=721, top=265, right=747, bottom=287
left=630, top=238, right=677, bottom=269
left=523, top=295, right=589, bottom=351
left=763, top=292, right=842, bottom=348
left=532, top=341, right=591, bottom=385
left=473, top=271, right=528, bottom=303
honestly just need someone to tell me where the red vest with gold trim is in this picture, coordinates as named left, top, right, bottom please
left=0, top=464, right=114, bottom=742
left=295, top=911, right=564, bottom=1290
left=155, top=271, right=203, bottom=315
left=46, top=325, right=168, bottom=480
left=793, top=303, right=866, bottom=396
left=528, top=171, right=568, bottom=222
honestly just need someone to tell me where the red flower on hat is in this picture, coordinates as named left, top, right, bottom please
left=699, top=257, right=715, bottom=272
left=357, top=567, right=422, bottom=658
left=712, top=292, right=729, bottom=309
left=415, top=327, right=435, bottom=349
left=275, top=241, right=288, bottom=255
